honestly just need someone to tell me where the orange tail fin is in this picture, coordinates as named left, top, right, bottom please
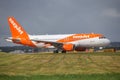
left=8, top=17, right=29, bottom=39
left=8, top=17, right=35, bottom=47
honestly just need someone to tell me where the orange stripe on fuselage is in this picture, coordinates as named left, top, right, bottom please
left=57, top=33, right=103, bottom=43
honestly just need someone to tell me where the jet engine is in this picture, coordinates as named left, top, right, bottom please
left=62, top=44, right=74, bottom=51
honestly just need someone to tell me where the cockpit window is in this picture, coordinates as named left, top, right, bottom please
left=99, top=36, right=106, bottom=39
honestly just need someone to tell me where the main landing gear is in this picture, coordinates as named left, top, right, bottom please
left=53, top=50, right=66, bottom=53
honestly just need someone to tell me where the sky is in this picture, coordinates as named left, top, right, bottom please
left=0, top=0, right=120, bottom=46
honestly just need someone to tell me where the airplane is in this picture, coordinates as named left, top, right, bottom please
left=6, top=17, right=110, bottom=53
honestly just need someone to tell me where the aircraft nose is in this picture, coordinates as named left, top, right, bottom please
left=103, top=39, right=111, bottom=46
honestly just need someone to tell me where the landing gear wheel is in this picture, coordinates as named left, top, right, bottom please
left=61, top=50, right=66, bottom=53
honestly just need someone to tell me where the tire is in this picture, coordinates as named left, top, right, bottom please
left=61, top=50, right=66, bottom=53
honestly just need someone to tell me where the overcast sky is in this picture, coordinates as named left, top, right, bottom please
left=0, top=0, right=120, bottom=46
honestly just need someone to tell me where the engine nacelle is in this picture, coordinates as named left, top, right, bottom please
left=63, top=44, right=74, bottom=51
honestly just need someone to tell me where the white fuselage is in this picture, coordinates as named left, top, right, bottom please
left=29, top=34, right=110, bottom=48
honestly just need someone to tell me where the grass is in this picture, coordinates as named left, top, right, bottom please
left=0, top=73, right=120, bottom=80
left=0, top=52, right=120, bottom=80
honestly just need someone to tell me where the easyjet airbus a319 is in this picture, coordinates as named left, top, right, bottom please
left=6, top=17, right=110, bottom=53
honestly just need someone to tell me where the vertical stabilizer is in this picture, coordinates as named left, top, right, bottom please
left=8, top=17, right=29, bottom=39
left=8, top=17, right=35, bottom=47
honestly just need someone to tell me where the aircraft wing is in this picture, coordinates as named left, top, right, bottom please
left=31, top=39, right=63, bottom=48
